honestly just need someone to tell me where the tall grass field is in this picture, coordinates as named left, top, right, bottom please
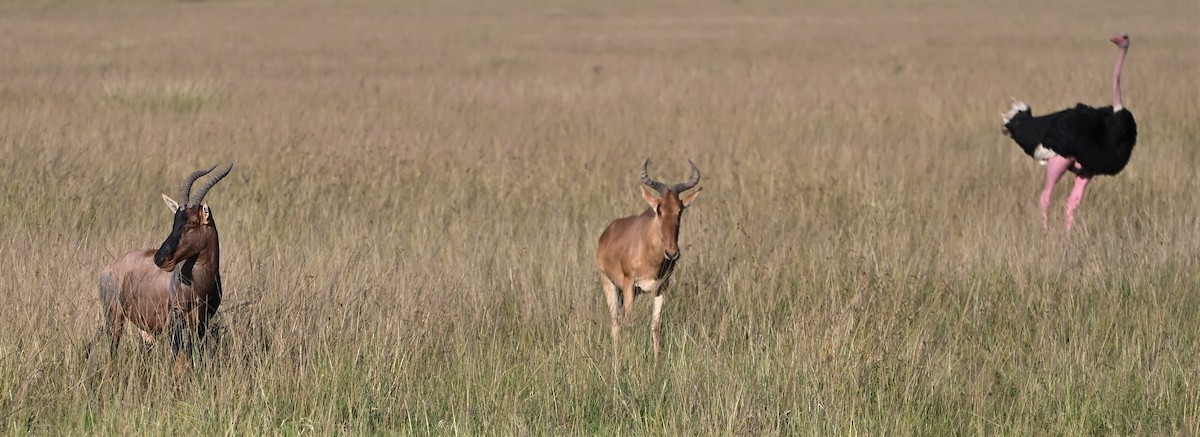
left=1, top=0, right=1197, bottom=434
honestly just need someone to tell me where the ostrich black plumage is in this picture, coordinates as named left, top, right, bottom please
left=1002, top=33, right=1137, bottom=232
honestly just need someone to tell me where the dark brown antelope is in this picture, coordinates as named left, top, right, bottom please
left=99, top=164, right=232, bottom=374
left=596, top=159, right=701, bottom=364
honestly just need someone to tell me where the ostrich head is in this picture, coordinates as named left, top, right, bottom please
left=1110, top=33, right=1130, bottom=49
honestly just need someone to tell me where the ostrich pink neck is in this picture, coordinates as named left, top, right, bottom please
left=1112, top=45, right=1128, bottom=111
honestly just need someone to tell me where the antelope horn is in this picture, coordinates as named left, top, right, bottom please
left=189, top=164, right=233, bottom=207
left=672, top=159, right=701, bottom=193
left=178, top=164, right=219, bottom=207
left=640, top=158, right=669, bottom=196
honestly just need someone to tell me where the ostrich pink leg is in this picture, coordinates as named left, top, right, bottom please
left=1040, top=155, right=1074, bottom=229
left=1065, top=175, right=1092, bottom=232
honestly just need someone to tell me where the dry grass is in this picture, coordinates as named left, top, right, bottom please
left=1, top=0, right=1198, bottom=434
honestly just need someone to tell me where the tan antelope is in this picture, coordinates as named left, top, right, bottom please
left=596, top=159, right=701, bottom=364
left=99, top=164, right=232, bottom=374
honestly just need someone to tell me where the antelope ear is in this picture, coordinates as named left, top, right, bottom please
left=162, top=194, right=181, bottom=212
left=682, top=187, right=702, bottom=208
left=640, top=185, right=660, bottom=208
left=201, top=203, right=211, bottom=225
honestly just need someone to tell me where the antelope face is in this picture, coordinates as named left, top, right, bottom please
left=638, top=158, right=702, bottom=261
left=154, top=205, right=215, bottom=272
left=152, top=164, right=232, bottom=271
left=642, top=187, right=700, bottom=261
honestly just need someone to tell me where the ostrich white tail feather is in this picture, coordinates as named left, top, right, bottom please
left=1001, top=100, right=1028, bottom=124
left=1000, top=100, right=1029, bottom=134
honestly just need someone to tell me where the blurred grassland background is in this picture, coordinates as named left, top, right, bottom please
left=0, top=0, right=1198, bottom=434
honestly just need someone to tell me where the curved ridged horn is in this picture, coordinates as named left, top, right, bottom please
left=672, top=160, right=701, bottom=193
left=178, top=164, right=219, bottom=207
left=640, top=158, right=669, bottom=195
left=189, top=164, right=233, bottom=207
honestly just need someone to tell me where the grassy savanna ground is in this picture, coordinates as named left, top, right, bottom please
left=1, top=0, right=1198, bottom=433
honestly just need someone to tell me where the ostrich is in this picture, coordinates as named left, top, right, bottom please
left=1002, top=33, right=1137, bottom=232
